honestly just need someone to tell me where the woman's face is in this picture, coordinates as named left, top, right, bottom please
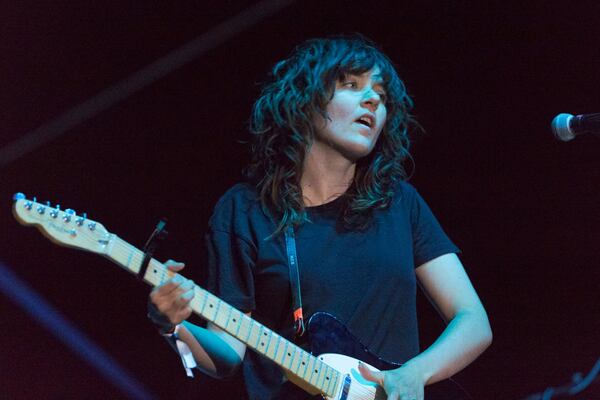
left=312, top=67, right=387, bottom=161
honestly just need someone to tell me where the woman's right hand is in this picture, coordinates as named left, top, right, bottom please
left=149, top=260, right=195, bottom=326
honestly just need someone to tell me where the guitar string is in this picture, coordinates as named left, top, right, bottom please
left=109, top=239, right=355, bottom=397
left=35, top=222, right=376, bottom=399
left=112, top=235, right=375, bottom=398
left=24, top=204, right=376, bottom=398
left=113, top=244, right=372, bottom=399
left=27, top=217, right=374, bottom=399
left=70, top=228, right=374, bottom=398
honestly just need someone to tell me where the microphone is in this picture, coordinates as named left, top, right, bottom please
left=551, top=113, right=600, bottom=141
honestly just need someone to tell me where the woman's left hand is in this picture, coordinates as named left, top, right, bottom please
left=358, top=361, right=425, bottom=400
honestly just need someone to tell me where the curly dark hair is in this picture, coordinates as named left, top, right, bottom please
left=246, top=35, right=415, bottom=235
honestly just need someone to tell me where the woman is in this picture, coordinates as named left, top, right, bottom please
left=149, top=35, right=492, bottom=400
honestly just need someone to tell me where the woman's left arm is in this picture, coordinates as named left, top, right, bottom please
left=360, top=253, right=492, bottom=398
left=410, top=252, right=492, bottom=383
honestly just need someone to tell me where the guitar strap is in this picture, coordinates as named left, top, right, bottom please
left=284, top=226, right=305, bottom=337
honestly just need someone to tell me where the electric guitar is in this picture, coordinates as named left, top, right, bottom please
left=12, top=194, right=469, bottom=400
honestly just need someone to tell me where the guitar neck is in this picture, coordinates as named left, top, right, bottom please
left=105, top=235, right=341, bottom=397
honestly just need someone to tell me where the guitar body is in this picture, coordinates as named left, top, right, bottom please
left=308, top=312, right=470, bottom=400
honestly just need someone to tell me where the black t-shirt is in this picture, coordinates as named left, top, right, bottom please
left=206, top=181, right=459, bottom=399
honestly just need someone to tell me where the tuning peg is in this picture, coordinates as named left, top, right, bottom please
left=37, top=205, right=46, bottom=214
left=12, top=193, right=26, bottom=201
left=88, top=221, right=97, bottom=231
left=76, top=212, right=87, bottom=226
left=50, top=204, right=60, bottom=218
left=63, top=209, right=75, bottom=223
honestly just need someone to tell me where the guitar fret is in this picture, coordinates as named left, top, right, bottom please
left=294, top=348, right=304, bottom=373
left=324, top=365, right=332, bottom=392
left=298, top=352, right=308, bottom=378
left=299, top=354, right=308, bottom=379
left=287, top=343, right=298, bottom=370
left=292, top=348, right=304, bottom=375
left=312, top=358, right=322, bottom=392
left=223, top=305, right=240, bottom=337
left=213, top=301, right=231, bottom=328
left=240, top=314, right=251, bottom=342
left=268, top=332, right=277, bottom=357
left=244, top=317, right=253, bottom=342
left=319, top=362, right=328, bottom=390
left=304, top=353, right=313, bottom=378
left=157, top=264, right=166, bottom=285
left=199, top=290, right=209, bottom=316
left=280, top=340, right=290, bottom=367
left=203, top=294, right=219, bottom=321
left=288, top=345, right=299, bottom=371
left=321, top=363, right=331, bottom=394
left=313, top=359, right=325, bottom=388
left=256, top=324, right=265, bottom=354
left=326, top=368, right=335, bottom=396
left=308, top=358, right=319, bottom=387
left=193, top=286, right=205, bottom=307
left=255, top=325, right=262, bottom=349
left=320, top=364, right=330, bottom=394
left=231, top=310, right=243, bottom=337
left=326, top=365, right=336, bottom=394
left=223, top=306, right=233, bottom=330
left=300, top=353, right=312, bottom=380
left=270, top=335, right=282, bottom=360
left=124, top=245, right=134, bottom=269
left=249, top=320, right=261, bottom=347
left=109, top=239, right=136, bottom=275
left=256, top=325, right=265, bottom=351
left=189, top=292, right=199, bottom=312
left=262, top=329, right=273, bottom=355
left=213, top=299, right=222, bottom=323
left=332, top=369, right=341, bottom=396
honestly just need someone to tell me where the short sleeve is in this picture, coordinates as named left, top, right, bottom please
left=205, top=185, right=259, bottom=313
left=205, top=229, right=256, bottom=312
left=404, top=183, right=460, bottom=267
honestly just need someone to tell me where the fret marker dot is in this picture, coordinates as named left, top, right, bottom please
left=261, top=342, right=264, bottom=346
left=209, top=304, right=213, bottom=308
left=302, top=361, right=305, bottom=365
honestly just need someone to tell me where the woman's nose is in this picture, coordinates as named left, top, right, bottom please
left=361, top=89, right=382, bottom=111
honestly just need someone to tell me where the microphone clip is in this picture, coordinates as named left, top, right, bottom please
left=138, top=218, right=169, bottom=280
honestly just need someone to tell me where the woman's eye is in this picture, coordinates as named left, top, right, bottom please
left=343, top=81, right=358, bottom=88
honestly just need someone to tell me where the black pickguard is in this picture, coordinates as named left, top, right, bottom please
left=307, top=312, right=471, bottom=400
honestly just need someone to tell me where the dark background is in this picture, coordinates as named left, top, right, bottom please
left=1, top=1, right=599, bottom=399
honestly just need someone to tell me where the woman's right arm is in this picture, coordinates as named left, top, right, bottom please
left=149, top=261, right=248, bottom=378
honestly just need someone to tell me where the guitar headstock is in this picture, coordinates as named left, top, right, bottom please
left=12, top=193, right=112, bottom=255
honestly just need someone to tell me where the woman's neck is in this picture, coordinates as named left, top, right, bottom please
left=300, top=143, right=356, bottom=207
